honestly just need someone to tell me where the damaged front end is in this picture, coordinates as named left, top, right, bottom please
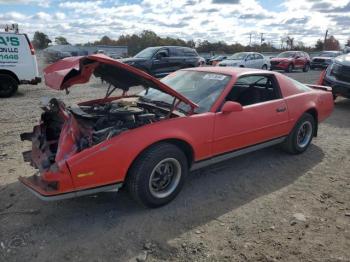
left=19, top=54, right=197, bottom=200
left=20, top=98, right=78, bottom=199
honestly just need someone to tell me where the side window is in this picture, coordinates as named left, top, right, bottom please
left=183, top=48, right=196, bottom=57
left=172, top=48, right=184, bottom=57
left=225, top=75, right=281, bottom=106
left=246, top=54, right=253, bottom=60
left=155, top=49, right=169, bottom=58
left=255, top=54, right=263, bottom=60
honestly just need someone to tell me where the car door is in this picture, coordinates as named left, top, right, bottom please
left=255, top=53, right=264, bottom=69
left=212, top=74, right=290, bottom=156
left=244, top=54, right=255, bottom=68
left=169, top=47, right=185, bottom=72
left=295, top=52, right=305, bottom=69
left=151, top=48, right=171, bottom=77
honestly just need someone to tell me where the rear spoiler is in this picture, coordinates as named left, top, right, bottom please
left=306, top=84, right=332, bottom=92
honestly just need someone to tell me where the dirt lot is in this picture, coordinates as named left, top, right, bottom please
left=0, top=67, right=349, bottom=262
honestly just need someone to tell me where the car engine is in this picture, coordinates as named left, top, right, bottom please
left=70, top=100, right=168, bottom=148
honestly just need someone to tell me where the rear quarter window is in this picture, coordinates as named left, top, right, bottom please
left=288, top=77, right=312, bottom=92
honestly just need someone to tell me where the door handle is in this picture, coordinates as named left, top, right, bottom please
left=276, top=107, right=286, bottom=112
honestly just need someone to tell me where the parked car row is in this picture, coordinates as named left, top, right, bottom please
left=120, top=46, right=202, bottom=78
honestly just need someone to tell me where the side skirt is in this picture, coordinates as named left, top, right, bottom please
left=191, top=136, right=287, bottom=171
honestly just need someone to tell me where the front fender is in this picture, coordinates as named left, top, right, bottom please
left=66, top=113, right=215, bottom=190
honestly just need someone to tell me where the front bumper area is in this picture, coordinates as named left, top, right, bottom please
left=270, top=63, right=289, bottom=70
left=19, top=175, right=122, bottom=201
left=311, top=62, right=330, bottom=69
left=323, top=76, right=350, bottom=98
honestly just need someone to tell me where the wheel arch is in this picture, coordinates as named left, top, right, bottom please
left=125, top=138, right=195, bottom=181
left=0, top=69, right=20, bottom=84
left=305, top=107, right=318, bottom=137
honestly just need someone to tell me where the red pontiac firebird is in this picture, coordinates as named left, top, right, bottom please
left=20, top=54, right=334, bottom=208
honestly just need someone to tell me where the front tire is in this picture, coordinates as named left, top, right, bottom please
left=127, top=143, right=188, bottom=208
left=303, top=63, right=310, bottom=72
left=262, top=64, right=268, bottom=70
left=285, top=64, right=293, bottom=73
left=282, top=113, right=315, bottom=154
left=0, top=74, right=18, bottom=98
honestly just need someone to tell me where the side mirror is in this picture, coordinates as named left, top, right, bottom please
left=295, top=56, right=300, bottom=59
left=222, top=101, right=243, bottom=114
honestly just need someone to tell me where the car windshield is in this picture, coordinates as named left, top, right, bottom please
left=134, top=47, right=159, bottom=58
left=319, top=52, right=338, bottom=57
left=277, top=52, right=296, bottom=58
left=139, top=71, right=231, bottom=113
left=227, top=52, right=246, bottom=60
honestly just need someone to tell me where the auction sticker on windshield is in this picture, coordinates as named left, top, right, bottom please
left=203, top=74, right=227, bottom=81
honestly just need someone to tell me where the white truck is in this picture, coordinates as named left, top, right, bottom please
left=0, top=24, right=41, bottom=97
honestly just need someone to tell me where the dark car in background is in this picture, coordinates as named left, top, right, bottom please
left=207, top=55, right=228, bottom=66
left=120, top=46, right=201, bottom=77
left=319, top=54, right=350, bottom=99
left=270, top=51, right=311, bottom=72
left=310, top=51, right=343, bottom=69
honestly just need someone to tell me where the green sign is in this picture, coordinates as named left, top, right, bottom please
left=0, top=36, right=19, bottom=62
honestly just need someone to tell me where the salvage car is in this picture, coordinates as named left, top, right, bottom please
left=310, top=51, right=343, bottom=69
left=20, top=54, right=334, bottom=208
left=318, top=53, right=350, bottom=99
left=120, top=46, right=201, bottom=77
left=217, top=52, right=269, bottom=69
left=270, top=51, right=311, bottom=72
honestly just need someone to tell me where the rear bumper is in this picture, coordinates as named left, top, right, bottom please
left=20, top=77, right=42, bottom=85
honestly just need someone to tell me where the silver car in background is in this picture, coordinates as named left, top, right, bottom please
left=217, top=52, right=270, bottom=69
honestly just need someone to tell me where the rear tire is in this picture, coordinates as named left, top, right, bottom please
left=126, top=143, right=188, bottom=208
left=282, top=113, right=315, bottom=154
left=0, top=74, right=18, bottom=98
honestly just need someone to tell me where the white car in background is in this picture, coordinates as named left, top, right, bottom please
left=217, top=52, right=270, bottom=70
left=0, top=25, right=40, bottom=97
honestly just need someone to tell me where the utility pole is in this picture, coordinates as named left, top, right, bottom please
left=323, top=29, right=328, bottom=51
left=249, top=33, right=252, bottom=46
left=260, top=33, right=264, bottom=45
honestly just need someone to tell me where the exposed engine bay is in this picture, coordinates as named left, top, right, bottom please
left=35, top=97, right=179, bottom=168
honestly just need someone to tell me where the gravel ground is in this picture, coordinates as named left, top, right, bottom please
left=0, top=66, right=349, bottom=262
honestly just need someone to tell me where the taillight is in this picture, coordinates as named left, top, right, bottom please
left=29, top=42, right=35, bottom=55
left=24, top=34, right=35, bottom=55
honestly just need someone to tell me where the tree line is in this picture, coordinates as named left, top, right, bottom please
left=32, top=30, right=348, bottom=55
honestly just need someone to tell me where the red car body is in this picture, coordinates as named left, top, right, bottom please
left=20, top=54, right=333, bottom=204
left=270, top=51, right=311, bottom=72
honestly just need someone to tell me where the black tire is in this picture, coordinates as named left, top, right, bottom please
left=262, top=64, right=268, bottom=70
left=303, top=63, right=310, bottom=72
left=282, top=113, right=315, bottom=154
left=127, top=143, right=188, bottom=208
left=285, top=64, right=293, bottom=73
left=0, top=74, right=18, bottom=98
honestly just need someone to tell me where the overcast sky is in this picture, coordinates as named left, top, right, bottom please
left=0, top=0, right=349, bottom=47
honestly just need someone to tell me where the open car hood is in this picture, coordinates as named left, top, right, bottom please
left=43, top=54, right=198, bottom=110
